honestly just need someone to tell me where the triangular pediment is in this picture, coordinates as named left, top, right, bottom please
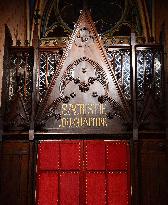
left=35, top=9, right=130, bottom=133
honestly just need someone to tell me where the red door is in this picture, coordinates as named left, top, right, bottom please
left=36, top=140, right=130, bottom=205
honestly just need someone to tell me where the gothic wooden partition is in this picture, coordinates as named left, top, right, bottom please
left=0, top=8, right=167, bottom=205
left=1, top=10, right=164, bottom=135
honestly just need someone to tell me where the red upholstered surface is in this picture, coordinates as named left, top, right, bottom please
left=86, top=142, right=106, bottom=170
left=36, top=140, right=130, bottom=205
left=86, top=173, right=106, bottom=205
left=37, top=173, right=58, bottom=205
left=60, top=173, right=80, bottom=204
left=107, top=143, right=128, bottom=170
left=107, top=173, right=128, bottom=205
left=38, top=142, right=59, bottom=170
left=60, top=143, right=80, bottom=170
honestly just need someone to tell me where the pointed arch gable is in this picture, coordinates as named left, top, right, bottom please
left=35, top=9, right=130, bottom=133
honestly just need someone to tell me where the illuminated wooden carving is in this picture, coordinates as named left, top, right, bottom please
left=35, top=9, right=129, bottom=133
left=2, top=9, right=164, bottom=134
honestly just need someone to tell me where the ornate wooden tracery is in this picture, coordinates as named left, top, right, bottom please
left=1, top=8, right=164, bottom=137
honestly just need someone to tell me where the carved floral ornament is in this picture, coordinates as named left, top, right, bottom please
left=74, top=27, right=94, bottom=47
left=37, top=55, right=127, bottom=128
left=59, top=57, right=108, bottom=97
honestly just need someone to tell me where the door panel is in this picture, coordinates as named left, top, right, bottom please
left=107, top=143, right=129, bottom=170
left=86, top=173, right=106, bottom=205
left=60, top=173, right=80, bottom=205
left=60, top=143, right=81, bottom=170
left=38, top=142, right=59, bottom=170
left=0, top=141, right=33, bottom=205
left=37, top=173, right=58, bottom=205
left=107, top=173, right=128, bottom=205
left=86, top=142, right=106, bottom=170
left=140, top=141, right=168, bottom=205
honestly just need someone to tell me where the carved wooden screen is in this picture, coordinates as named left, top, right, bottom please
left=36, top=140, right=130, bottom=205
left=2, top=9, right=164, bottom=134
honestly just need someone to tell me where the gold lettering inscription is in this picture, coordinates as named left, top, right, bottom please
left=100, top=104, right=106, bottom=115
left=70, top=104, right=77, bottom=116
left=59, top=103, right=108, bottom=128
left=59, top=117, right=108, bottom=128
left=61, top=104, right=70, bottom=116
left=79, top=104, right=85, bottom=115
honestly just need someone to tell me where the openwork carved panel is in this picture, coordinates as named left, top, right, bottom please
left=136, top=47, right=163, bottom=130
left=39, top=49, right=63, bottom=100
left=154, top=52, right=162, bottom=97
left=4, top=48, right=34, bottom=129
left=107, top=49, right=131, bottom=99
left=8, top=50, right=33, bottom=101
left=136, top=48, right=162, bottom=100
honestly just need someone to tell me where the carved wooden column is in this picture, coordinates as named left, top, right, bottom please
left=29, top=10, right=40, bottom=140
left=131, top=33, right=138, bottom=140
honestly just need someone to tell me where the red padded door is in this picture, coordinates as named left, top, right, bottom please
left=36, top=140, right=130, bottom=205
left=36, top=141, right=81, bottom=205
